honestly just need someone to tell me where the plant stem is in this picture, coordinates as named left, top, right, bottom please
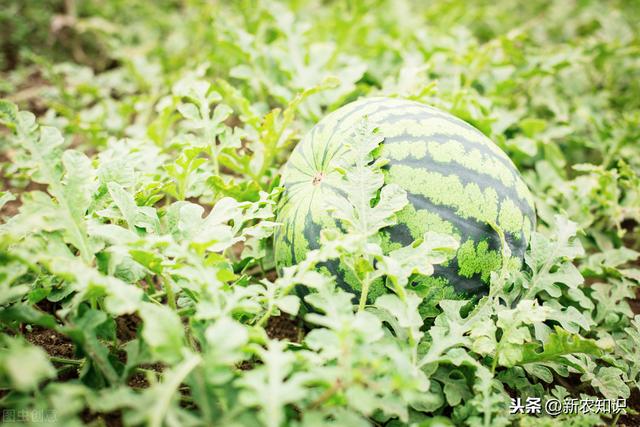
left=50, top=356, right=82, bottom=365
left=161, top=275, right=177, bottom=310
left=256, top=307, right=272, bottom=327
left=309, top=380, right=342, bottom=409
left=357, top=276, right=370, bottom=312
left=211, top=149, right=220, bottom=177
left=149, top=353, right=200, bottom=427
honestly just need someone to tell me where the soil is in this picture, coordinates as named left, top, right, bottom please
left=266, top=314, right=304, bottom=342
left=630, top=288, right=640, bottom=315
left=127, top=372, right=151, bottom=389
left=619, top=388, right=640, bottom=427
left=80, top=409, right=124, bottom=427
left=24, top=325, right=75, bottom=360
left=115, top=313, right=141, bottom=342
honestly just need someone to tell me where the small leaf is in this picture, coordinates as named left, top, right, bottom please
left=1, top=337, right=56, bottom=391
left=139, top=303, right=185, bottom=363
left=520, top=326, right=602, bottom=365
left=520, top=117, right=547, bottom=137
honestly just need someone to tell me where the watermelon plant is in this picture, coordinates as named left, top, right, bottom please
left=0, top=1, right=639, bottom=427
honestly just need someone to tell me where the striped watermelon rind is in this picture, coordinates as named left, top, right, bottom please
left=274, top=97, right=535, bottom=304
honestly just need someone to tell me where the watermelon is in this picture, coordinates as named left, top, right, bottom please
left=274, top=97, right=535, bottom=304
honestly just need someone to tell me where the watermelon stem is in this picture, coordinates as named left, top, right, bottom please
left=488, top=221, right=512, bottom=295
left=160, top=275, right=177, bottom=311
left=357, top=277, right=370, bottom=311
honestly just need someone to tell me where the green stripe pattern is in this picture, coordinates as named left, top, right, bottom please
left=274, top=97, right=536, bottom=298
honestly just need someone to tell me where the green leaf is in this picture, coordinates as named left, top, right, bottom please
left=139, top=302, right=185, bottom=363
left=581, top=365, right=630, bottom=400
left=204, top=317, right=249, bottom=364
left=107, top=182, right=141, bottom=232
left=177, top=102, right=201, bottom=122
left=61, top=150, right=95, bottom=222
left=167, top=198, right=244, bottom=252
left=1, top=336, right=56, bottom=391
left=326, top=118, right=405, bottom=237
left=524, top=215, right=585, bottom=298
left=380, top=232, right=459, bottom=287
left=520, top=327, right=602, bottom=365
left=0, top=304, right=58, bottom=329
left=239, top=340, right=306, bottom=427
left=375, top=292, right=423, bottom=332
left=63, top=308, right=120, bottom=386
left=6, top=118, right=96, bottom=263
left=519, top=118, right=547, bottom=137
left=0, top=99, right=19, bottom=127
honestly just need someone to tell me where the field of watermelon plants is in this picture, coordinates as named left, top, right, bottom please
left=1, top=0, right=639, bottom=426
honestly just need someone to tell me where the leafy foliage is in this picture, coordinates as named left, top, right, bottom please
left=1, top=1, right=639, bottom=426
